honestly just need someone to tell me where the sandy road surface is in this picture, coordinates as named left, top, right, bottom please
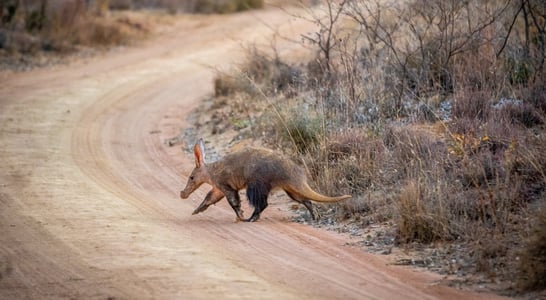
left=0, top=7, right=510, bottom=300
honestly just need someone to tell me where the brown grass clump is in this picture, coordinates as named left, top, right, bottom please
left=46, top=13, right=149, bottom=49
left=192, top=0, right=264, bottom=14
left=214, top=71, right=255, bottom=97
left=451, top=89, right=491, bottom=122
left=1, top=1, right=150, bottom=70
left=383, top=125, right=447, bottom=178
left=214, top=49, right=301, bottom=97
left=518, top=206, right=546, bottom=291
left=500, top=102, right=544, bottom=128
left=396, top=180, right=450, bottom=243
left=306, top=129, right=383, bottom=195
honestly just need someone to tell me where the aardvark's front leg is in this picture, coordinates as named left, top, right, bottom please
left=192, top=187, right=225, bottom=215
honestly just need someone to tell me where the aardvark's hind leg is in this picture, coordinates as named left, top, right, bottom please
left=245, top=181, right=270, bottom=222
left=285, top=190, right=316, bottom=220
left=223, top=189, right=245, bottom=221
left=302, top=200, right=316, bottom=220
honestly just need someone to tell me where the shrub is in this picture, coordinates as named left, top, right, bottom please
left=519, top=206, right=546, bottom=291
left=214, top=71, right=254, bottom=97
left=213, top=49, right=301, bottom=97
left=192, top=0, right=263, bottom=14
left=280, top=109, right=323, bottom=154
left=313, top=129, right=384, bottom=195
left=396, top=180, right=448, bottom=243
left=383, top=125, right=447, bottom=179
left=524, top=81, right=546, bottom=115
left=452, top=89, right=491, bottom=121
left=108, top=0, right=133, bottom=10
left=241, top=49, right=301, bottom=95
left=498, top=102, right=544, bottom=128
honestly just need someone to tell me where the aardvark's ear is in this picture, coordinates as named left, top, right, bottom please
left=193, top=138, right=206, bottom=167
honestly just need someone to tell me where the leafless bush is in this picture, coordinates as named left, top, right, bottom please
left=344, top=0, right=512, bottom=101
left=499, top=0, right=546, bottom=83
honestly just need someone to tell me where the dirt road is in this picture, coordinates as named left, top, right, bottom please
left=0, top=8, right=509, bottom=300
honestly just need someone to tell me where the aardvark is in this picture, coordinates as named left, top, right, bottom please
left=180, top=139, right=351, bottom=222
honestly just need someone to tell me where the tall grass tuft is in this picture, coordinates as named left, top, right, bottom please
left=519, top=206, right=546, bottom=291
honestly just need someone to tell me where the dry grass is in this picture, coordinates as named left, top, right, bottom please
left=191, top=0, right=264, bottom=14
left=305, top=130, right=376, bottom=193
left=397, top=180, right=447, bottom=243
left=46, top=13, right=150, bottom=49
left=0, top=0, right=267, bottom=68
left=214, top=48, right=301, bottom=97
left=0, top=2, right=152, bottom=69
left=518, top=206, right=546, bottom=291
left=200, top=0, right=546, bottom=293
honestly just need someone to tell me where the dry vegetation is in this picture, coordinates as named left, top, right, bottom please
left=0, top=0, right=265, bottom=71
left=194, top=0, right=546, bottom=296
left=0, top=0, right=156, bottom=71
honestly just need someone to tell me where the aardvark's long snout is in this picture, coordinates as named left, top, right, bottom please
left=180, top=190, right=190, bottom=199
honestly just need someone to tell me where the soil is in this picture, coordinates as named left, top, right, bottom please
left=0, top=7, right=516, bottom=300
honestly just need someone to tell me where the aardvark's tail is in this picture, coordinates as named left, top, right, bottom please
left=300, top=182, right=351, bottom=203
